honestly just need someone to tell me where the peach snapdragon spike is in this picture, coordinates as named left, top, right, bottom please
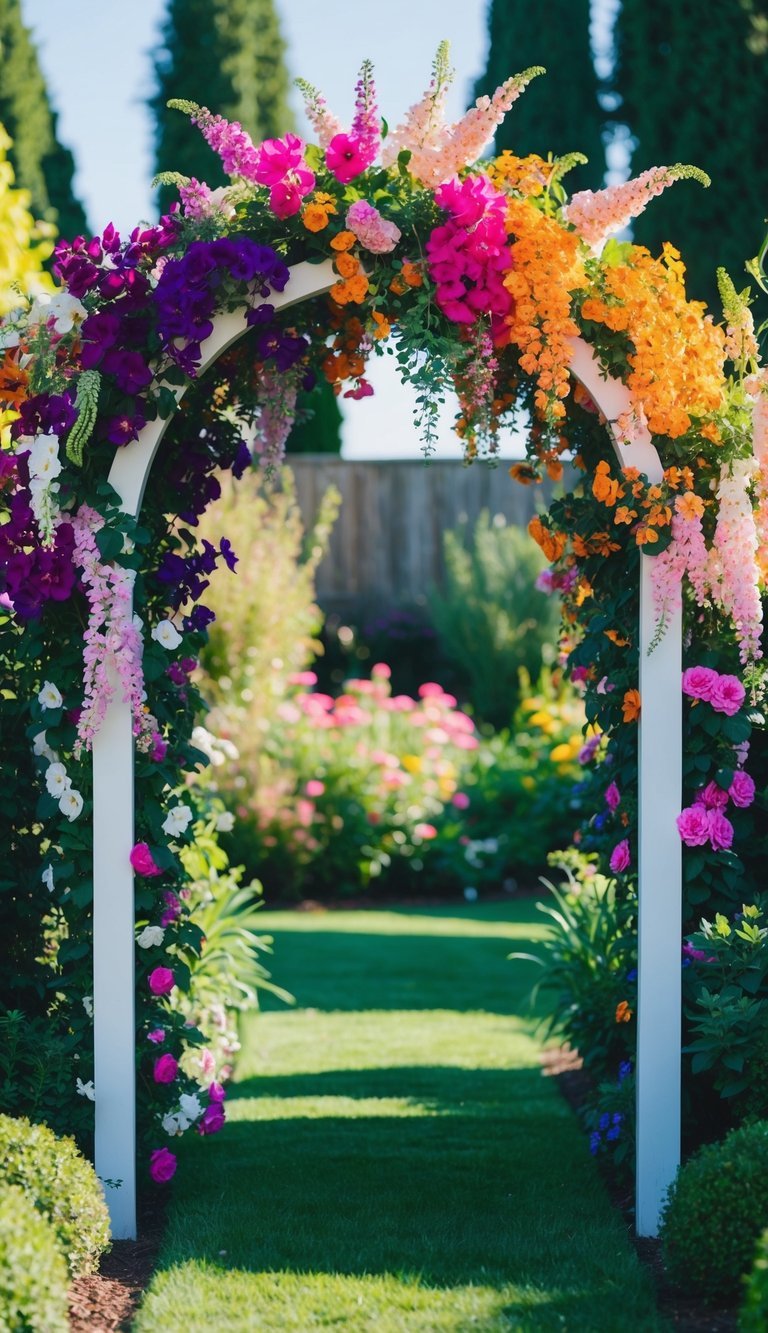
left=564, top=164, right=710, bottom=252
left=381, top=42, right=544, bottom=188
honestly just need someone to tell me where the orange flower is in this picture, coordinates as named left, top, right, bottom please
left=302, top=204, right=330, bottom=232
left=401, top=261, right=424, bottom=288
left=605, top=629, right=630, bottom=647
left=510, top=461, right=539, bottom=485
left=334, top=252, right=360, bottom=279
left=614, top=506, right=637, bottom=526
left=622, top=689, right=641, bottom=723
left=675, top=491, right=705, bottom=521
left=615, top=1000, right=632, bottom=1023
left=700, top=420, right=722, bottom=444
left=371, top=310, right=391, bottom=341
left=592, top=460, right=623, bottom=507
left=330, top=231, right=356, bottom=252
left=330, top=273, right=369, bottom=305
left=528, top=514, right=566, bottom=562
left=0, top=351, right=29, bottom=407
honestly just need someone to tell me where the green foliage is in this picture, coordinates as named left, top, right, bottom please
left=742, top=1226, right=768, bottom=1331
left=151, top=0, right=294, bottom=213
left=428, top=511, right=560, bottom=727
left=613, top=0, right=768, bottom=308
left=0, top=0, right=87, bottom=237
left=474, top=0, right=605, bottom=192
left=0, top=1010, right=93, bottom=1144
left=0, top=1113, right=110, bottom=1278
left=0, top=1183, right=69, bottom=1333
left=661, top=1121, right=768, bottom=1299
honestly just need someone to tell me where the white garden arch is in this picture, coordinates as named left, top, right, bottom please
left=92, top=262, right=681, bottom=1240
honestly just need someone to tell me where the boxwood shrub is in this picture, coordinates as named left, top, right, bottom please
left=0, top=1183, right=70, bottom=1331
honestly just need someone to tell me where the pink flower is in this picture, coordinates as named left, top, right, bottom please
left=414, top=823, right=438, bottom=840
left=695, top=781, right=729, bottom=810
left=208, top=1081, right=227, bottom=1103
left=148, top=966, right=175, bottom=996
left=149, top=1147, right=177, bottom=1183
left=253, top=133, right=306, bottom=186
left=269, top=180, right=305, bottom=219
left=150, top=732, right=168, bottom=763
left=371, top=662, right=391, bottom=679
left=198, top=1103, right=226, bottom=1135
left=729, top=769, right=756, bottom=808
left=676, top=804, right=710, bottom=846
left=707, top=808, right=734, bottom=851
left=571, top=666, right=589, bottom=685
left=287, top=671, right=317, bottom=686
left=609, top=839, right=630, bottom=873
left=452, top=792, right=470, bottom=810
left=326, top=133, right=372, bottom=183
left=604, top=782, right=621, bottom=812
left=681, top=666, right=719, bottom=701
left=153, top=1053, right=178, bottom=1084
left=147, top=1029, right=165, bottom=1044
left=346, top=200, right=401, bottom=254
left=305, top=780, right=325, bottom=798
left=130, top=842, right=162, bottom=877
left=709, top=674, right=746, bottom=716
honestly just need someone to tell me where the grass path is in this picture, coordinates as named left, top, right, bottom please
left=134, top=903, right=664, bottom=1331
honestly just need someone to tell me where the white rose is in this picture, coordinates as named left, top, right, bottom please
left=45, top=762, right=71, bottom=798
left=76, top=1078, right=95, bottom=1101
left=178, top=1092, right=203, bottom=1122
left=82, top=995, right=94, bottom=1018
left=136, top=925, right=165, bottom=949
left=38, top=681, right=62, bottom=710
left=162, top=803, right=193, bottom=837
left=151, top=620, right=183, bottom=650
left=215, top=811, right=235, bottom=833
left=41, top=864, right=55, bottom=893
left=59, top=788, right=84, bottom=821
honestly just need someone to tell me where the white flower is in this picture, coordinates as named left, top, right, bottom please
left=32, top=730, right=58, bottom=762
left=28, top=433, right=62, bottom=482
left=76, top=1078, right=95, bottom=1101
left=59, top=788, right=84, bottom=821
left=162, top=803, right=193, bottom=838
left=215, top=811, right=235, bottom=833
left=162, top=1110, right=190, bottom=1137
left=179, top=1092, right=203, bottom=1122
left=82, top=995, right=94, bottom=1018
left=41, top=864, right=55, bottom=893
left=28, top=292, right=87, bottom=334
left=45, top=762, right=71, bottom=798
left=151, top=619, right=183, bottom=650
left=136, top=925, right=165, bottom=949
left=38, top=681, right=62, bottom=710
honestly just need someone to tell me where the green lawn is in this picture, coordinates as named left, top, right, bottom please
left=134, top=902, right=664, bottom=1331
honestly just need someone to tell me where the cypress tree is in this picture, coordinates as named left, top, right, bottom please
left=613, top=0, right=768, bottom=310
left=474, top=0, right=606, bottom=191
left=0, top=0, right=88, bottom=239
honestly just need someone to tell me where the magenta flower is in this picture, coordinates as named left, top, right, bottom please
left=147, top=1029, right=165, bottom=1044
left=198, top=1103, right=226, bottom=1135
left=729, top=769, right=756, bottom=808
left=208, top=1081, right=227, bottom=1103
left=452, top=791, right=470, bottom=810
left=609, top=839, right=630, bottom=873
left=326, top=133, right=372, bottom=183
left=681, top=666, right=719, bottom=701
left=149, top=1147, right=177, bottom=1183
left=709, top=674, right=746, bottom=716
left=694, top=780, right=729, bottom=810
left=676, top=804, right=710, bottom=847
left=269, top=173, right=315, bottom=218
left=253, top=133, right=306, bottom=186
left=153, top=1053, right=178, bottom=1084
left=706, top=808, right=734, bottom=851
left=130, top=842, right=162, bottom=877
left=148, top=966, right=175, bottom=996
left=604, top=782, right=621, bottom=812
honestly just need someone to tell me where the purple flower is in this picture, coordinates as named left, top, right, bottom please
left=149, top=1147, right=177, bottom=1183
left=198, top=1103, right=226, bottom=1135
left=609, top=839, right=631, bottom=873
left=102, top=348, right=153, bottom=395
left=153, top=1053, right=179, bottom=1084
left=103, top=410, right=147, bottom=447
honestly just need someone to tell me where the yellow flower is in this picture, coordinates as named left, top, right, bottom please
left=715, top=913, right=731, bottom=938
left=401, top=754, right=422, bottom=774
left=550, top=743, right=574, bottom=763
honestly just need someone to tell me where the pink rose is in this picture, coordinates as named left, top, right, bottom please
left=148, top=966, right=175, bottom=996
left=681, top=666, right=719, bottom=701
left=709, top=674, right=746, bottom=716
left=130, top=842, right=162, bottom=877
left=604, top=782, right=621, bottom=812
left=694, top=780, right=729, bottom=810
left=729, top=769, right=756, bottom=808
left=609, top=839, right=630, bottom=873
left=153, top=1053, right=178, bottom=1084
left=198, top=1103, right=226, bottom=1135
left=305, top=780, right=325, bottom=798
left=676, top=805, right=710, bottom=846
left=149, top=1147, right=177, bottom=1183
left=707, top=808, right=734, bottom=851
left=147, top=1029, right=165, bottom=1044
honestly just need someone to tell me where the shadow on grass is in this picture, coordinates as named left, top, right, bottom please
left=231, top=1063, right=550, bottom=1109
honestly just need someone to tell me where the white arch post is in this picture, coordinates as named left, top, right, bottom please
left=569, top=339, right=683, bottom=1237
left=92, top=259, right=335, bottom=1238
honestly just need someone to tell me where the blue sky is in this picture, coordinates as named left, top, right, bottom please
left=18, top=0, right=569, bottom=458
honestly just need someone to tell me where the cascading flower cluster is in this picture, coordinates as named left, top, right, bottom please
left=426, top=175, right=513, bottom=331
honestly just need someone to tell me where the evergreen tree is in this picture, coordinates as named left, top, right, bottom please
left=0, top=0, right=88, bottom=239
left=474, top=0, right=605, bottom=191
left=614, top=0, right=768, bottom=310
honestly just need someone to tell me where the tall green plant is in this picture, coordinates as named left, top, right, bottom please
left=428, top=511, right=560, bottom=727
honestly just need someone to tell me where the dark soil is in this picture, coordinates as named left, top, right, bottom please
left=68, top=1202, right=164, bottom=1333
left=543, top=1046, right=739, bottom=1332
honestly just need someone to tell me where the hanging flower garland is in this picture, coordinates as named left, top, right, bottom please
left=1, top=41, right=766, bottom=1184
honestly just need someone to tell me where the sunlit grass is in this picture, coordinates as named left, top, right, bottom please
left=134, top=903, right=663, bottom=1332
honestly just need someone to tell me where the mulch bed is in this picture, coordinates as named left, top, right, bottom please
left=542, top=1046, right=738, bottom=1332
left=68, top=1203, right=165, bottom=1333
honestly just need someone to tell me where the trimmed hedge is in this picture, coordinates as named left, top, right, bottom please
left=0, top=1183, right=69, bottom=1331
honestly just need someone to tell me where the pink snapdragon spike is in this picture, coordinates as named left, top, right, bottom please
left=149, top=1147, right=177, bottom=1183
left=564, top=164, right=710, bottom=251
left=295, top=77, right=345, bottom=149
left=746, top=371, right=768, bottom=563
left=130, top=842, right=163, bottom=877
left=709, top=460, right=763, bottom=667
left=181, top=103, right=261, bottom=181
left=324, top=58, right=381, bottom=183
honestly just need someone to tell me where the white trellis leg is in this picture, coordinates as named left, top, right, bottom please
left=569, top=340, right=682, bottom=1236
left=91, top=259, right=335, bottom=1238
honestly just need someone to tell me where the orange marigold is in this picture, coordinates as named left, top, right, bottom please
left=334, top=252, right=360, bottom=279
left=330, top=231, right=357, bottom=252
left=302, top=204, right=330, bottom=233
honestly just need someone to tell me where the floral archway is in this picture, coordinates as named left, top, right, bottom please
left=1, top=44, right=765, bottom=1241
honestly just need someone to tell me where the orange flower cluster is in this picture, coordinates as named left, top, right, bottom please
left=503, top=197, right=587, bottom=424
left=389, top=259, right=424, bottom=296
left=488, top=151, right=549, bottom=198
left=329, top=231, right=369, bottom=305
left=591, top=459, right=700, bottom=547
left=615, top=1000, right=632, bottom=1023
left=302, top=191, right=338, bottom=233
left=622, top=689, right=641, bottom=723
left=0, top=350, right=29, bottom=408
left=321, top=311, right=368, bottom=392
left=528, top=514, right=566, bottom=561
left=580, top=244, right=725, bottom=438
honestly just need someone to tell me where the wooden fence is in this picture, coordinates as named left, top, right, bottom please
left=288, top=456, right=570, bottom=617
